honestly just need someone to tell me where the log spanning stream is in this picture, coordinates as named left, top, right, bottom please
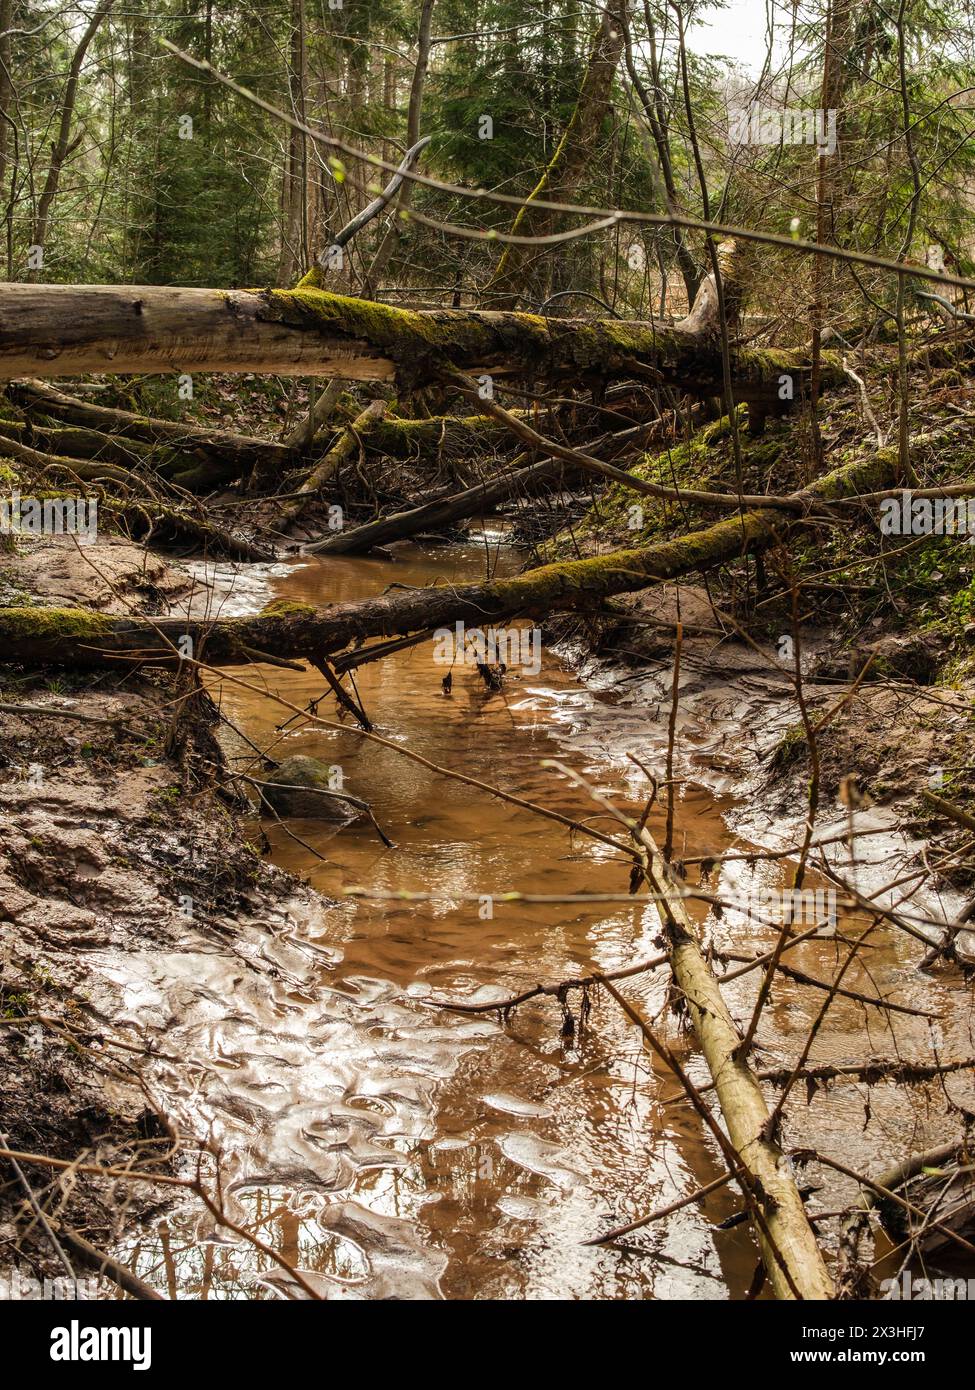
left=110, top=536, right=967, bottom=1300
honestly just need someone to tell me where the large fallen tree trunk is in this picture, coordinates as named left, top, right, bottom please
left=0, top=281, right=837, bottom=403
left=0, top=432, right=927, bottom=668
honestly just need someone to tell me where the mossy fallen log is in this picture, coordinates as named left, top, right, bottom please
left=0, top=432, right=930, bottom=669
left=0, top=284, right=840, bottom=403
left=0, top=432, right=132, bottom=483
left=0, top=418, right=166, bottom=470
left=362, top=412, right=520, bottom=461
left=319, top=396, right=645, bottom=465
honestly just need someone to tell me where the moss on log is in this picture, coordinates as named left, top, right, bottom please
left=8, top=378, right=296, bottom=479
left=0, top=432, right=928, bottom=669
left=0, top=284, right=842, bottom=402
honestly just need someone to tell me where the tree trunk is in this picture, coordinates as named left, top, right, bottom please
left=0, top=278, right=833, bottom=402
left=277, top=0, right=309, bottom=285
left=0, top=0, right=12, bottom=226
left=621, top=8, right=700, bottom=306
left=484, top=1, right=631, bottom=307
left=363, top=0, right=437, bottom=297
left=31, top=0, right=116, bottom=268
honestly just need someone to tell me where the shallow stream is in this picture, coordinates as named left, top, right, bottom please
left=111, top=537, right=970, bottom=1299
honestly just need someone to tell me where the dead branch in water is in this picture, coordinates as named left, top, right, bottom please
left=546, top=759, right=834, bottom=1299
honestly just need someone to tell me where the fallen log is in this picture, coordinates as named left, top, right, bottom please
left=554, top=762, right=833, bottom=1297
left=354, top=395, right=655, bottom=463
left=304, top=403, right=678, bottom=555
left=0, top=429, right=270, bottom=559
left=0, top=281, right=836, bottom=403
left=0, top=418, right=165, bottom=470
left=110, top=499, right=274, bottom=562
left=8, top=378, right=296, bottom=479
left=0, top=432, right=133, bottom=484
left=0, top=430, right=931, bottom=668
left=357, top=411, right=521, bottom=461
left=307, top=451, right=562, bottom=554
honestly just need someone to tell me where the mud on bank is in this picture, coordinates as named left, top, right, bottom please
left=0, top=539, right=325, bottom=1290
left=2, top=376, right=974, bottom=1295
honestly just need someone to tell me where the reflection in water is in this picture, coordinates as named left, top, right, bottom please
left=114, top=539, right=968, bottom=1300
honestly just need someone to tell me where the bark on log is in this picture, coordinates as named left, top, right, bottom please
left=0, top=432, right=922, bottom=669
left=0, top=418, right=164, bottom=470
left=626, top=818, right=834, bottom=1298
left=357, top=412, right=521, bottom=461
left=0, top=283, right=837, bottom=402
left=8, top=378, right=296, bottom=477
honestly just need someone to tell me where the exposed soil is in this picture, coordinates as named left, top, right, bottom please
left=0, top=538, right=325, bottom=1288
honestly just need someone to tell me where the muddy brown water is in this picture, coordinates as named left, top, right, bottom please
left=114, top=537, right=971, bottom=1300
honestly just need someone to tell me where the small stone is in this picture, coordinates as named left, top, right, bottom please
left=257, top=755, right=360, bottom=821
